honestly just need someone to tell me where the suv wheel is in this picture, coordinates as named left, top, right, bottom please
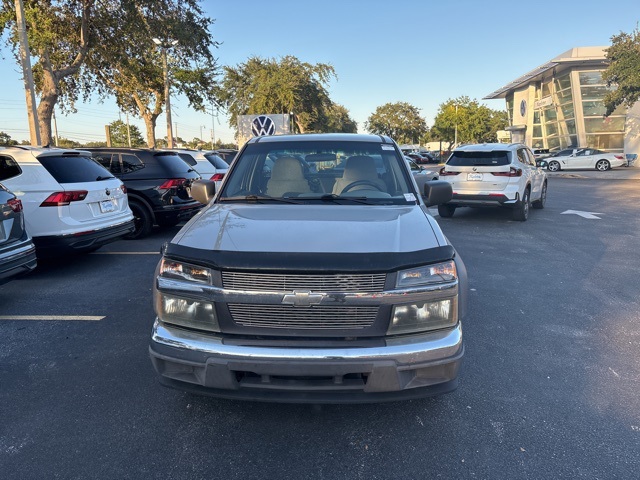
left=125, top=200, right=153, bottom=239
left=512, top=188, right=530, bottom=221
left=438, top=204, right=456, bottom=218
left=532, top=181, right=547, bottom=209
left=547, top=161, right=560, bottom=172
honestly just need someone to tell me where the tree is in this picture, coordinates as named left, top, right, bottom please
left=0, top=1, right=219, bottom=147
left=365, top=102, right=427, bottom=144
left=0, top=0, right=94, bottom=146
left=603, top=27, right=640, bottom=116
left=430, top=96, right=508, bottom=148
left=220, top=56, right=336, bottom=135
left=107, top=120, right=145, bottom=147
left=86, top=1, right=220, bottom=147
left=0, top=131, right=18, bottom=146
left=56, top=137, right=81, bottom=148
left=326, top=104, right=358, bottom=133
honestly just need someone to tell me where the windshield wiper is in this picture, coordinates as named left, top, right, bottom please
left=318, top=194, right=379, bottom=205
left=219, top=194, right=302, bottom=204
left=95, top=175, right=115, bottom=181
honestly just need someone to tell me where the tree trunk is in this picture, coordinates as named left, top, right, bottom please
left=132, top=91, right=162, bottom=148
left=143, top=114, right=158, bottom=148
left=37, top=69, right=59, bottom=146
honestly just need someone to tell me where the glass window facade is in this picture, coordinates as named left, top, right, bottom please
left=536, top=73, right=577, bottom=150
left=579, top=69, right=625, bottom=153
left=521, top=67, right=626, bottom=153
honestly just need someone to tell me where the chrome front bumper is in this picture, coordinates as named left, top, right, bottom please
left=149, top=320, right=464, bottom=403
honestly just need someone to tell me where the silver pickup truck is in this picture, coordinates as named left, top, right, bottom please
left=149, top=133, right=467, bottom=403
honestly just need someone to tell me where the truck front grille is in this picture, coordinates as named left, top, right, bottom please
left=228, top=304, right=379, bottom=330
left=222, top=272, right=386, bottom=293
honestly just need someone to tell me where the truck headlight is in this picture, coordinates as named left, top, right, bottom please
left=396, top=260, right=457, bottom=288
left=387, top=298, right=458, bottom=335
left=155, top=258, right=218, bottom=331
left=159, top=258, right=212, bottom=284
left=155, top=292, right=220, bottom=332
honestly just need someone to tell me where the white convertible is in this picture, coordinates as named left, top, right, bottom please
left=545, top=148, right=626, bottom=172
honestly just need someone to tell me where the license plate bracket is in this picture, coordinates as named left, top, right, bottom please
left=99, top=199, right=115, bottom=213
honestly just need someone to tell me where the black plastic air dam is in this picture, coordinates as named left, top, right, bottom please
left=157, top=375, right=459, bottom=404
left=162, top=243, right=456, bottom=273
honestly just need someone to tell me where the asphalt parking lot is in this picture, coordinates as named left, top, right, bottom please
left=1, top=172, right=639, bottom=479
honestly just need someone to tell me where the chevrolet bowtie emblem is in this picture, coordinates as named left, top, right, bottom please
left=282, top=291, right=323, bottom=307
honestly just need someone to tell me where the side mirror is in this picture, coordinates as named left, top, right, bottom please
left=191, top=179, right=216, bottom=204
left=415, top=178, right=453, bottom=206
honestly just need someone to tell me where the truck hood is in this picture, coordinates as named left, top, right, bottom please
left=173, top=204, right=441, bottom=254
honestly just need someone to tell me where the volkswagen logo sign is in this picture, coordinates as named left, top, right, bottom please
left=251, top=115, right=276, bottom=137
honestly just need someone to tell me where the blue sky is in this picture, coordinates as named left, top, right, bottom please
left=0, top=0, right=638, bottom=145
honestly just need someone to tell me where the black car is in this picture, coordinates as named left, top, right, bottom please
left=0, top=183, right=37, bottom=285
left=85, top=148, right=203, bottom=239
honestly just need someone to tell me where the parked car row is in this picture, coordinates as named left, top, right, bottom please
left=0, top=146, right=213, bottom=284
left=405, top=151, right=438, bottom=165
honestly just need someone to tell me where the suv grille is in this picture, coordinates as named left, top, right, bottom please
left=228, top=304, right=379, bottom=330
left=222, top=272, right=386, bottom=293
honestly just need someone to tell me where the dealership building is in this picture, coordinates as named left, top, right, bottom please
left=484, top=46, right=639, bottom=156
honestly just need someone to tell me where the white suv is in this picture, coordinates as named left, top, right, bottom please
left=0, top=146, right=134, bottom=255
left=438, top=143, right=547, bottom=221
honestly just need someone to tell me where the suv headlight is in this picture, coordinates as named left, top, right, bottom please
left=155, top=258, right=219, bottom=332
left=389, top=260, right=458, bottom=335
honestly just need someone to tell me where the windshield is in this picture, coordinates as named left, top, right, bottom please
left=219, top=140, right=416, bottom=205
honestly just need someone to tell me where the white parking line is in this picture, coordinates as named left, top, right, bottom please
left=0, top=316, right=105, bottom=321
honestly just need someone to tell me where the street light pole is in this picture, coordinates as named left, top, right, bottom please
left=153, top=38, right=178, bottom=148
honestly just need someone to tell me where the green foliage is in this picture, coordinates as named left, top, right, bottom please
left=326, top=104, right=358, bottom=133
left=430, top=96, right=508, bottom=146
left=84, top=141, right=108, bottom=147
left=603, top=27, right=640, bottom=116
left=0, top=1, right=220, bottom=147
left=220, top=56, right=337, bottom=134
left=56, top=137, right=81, bottom=148
left=0, top=131, right=18, bottom=146
left=365, top=102, right=427, bottom=144
left=108, top=120, right=145, bottom=147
